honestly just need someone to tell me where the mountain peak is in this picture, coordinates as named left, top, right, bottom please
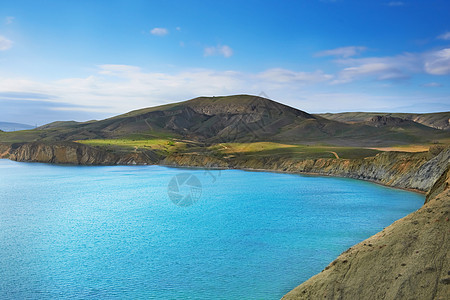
left=181, top=94, right=313, bottom=119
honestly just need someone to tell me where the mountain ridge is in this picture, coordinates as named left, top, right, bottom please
left=1, top=95, right=448, bottom=147
left=317, top=111, right=450, bottom=131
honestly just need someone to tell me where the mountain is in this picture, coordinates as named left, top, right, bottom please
left=317, top=111, right=450, bottom=131
left=0, top=122, right=34, bottom=132
left=0, top=95, right=448, bottom=146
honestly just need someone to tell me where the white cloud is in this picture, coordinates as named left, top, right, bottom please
left=332, top=53, right=420, bottom=84
left=0, top=36, right=13, bottom=50
left=97, top=64, right=142, bottom=76
left=437, top=32, right=450, bottom=40
left=204, top=45, right=233, bottom=58
left=388, top=2, right=404, bottom=6
left=424, top=48, right=450, bottom=75
left=150, top=27, right=168, bottom=36
left=0, top=64, right=448, bottom=118
left=5, top=16, right=14, bottom=25
left=422, top=82, right=442, bottom=87
left=315, top=46, right=367, bottom=58
left=329, top=48, right=450, bottom=83
left=258, top=68, right=333, bottom=84
left=0, top=65, right=334, bottom=115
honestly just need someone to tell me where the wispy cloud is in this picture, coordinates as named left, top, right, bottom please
left=424, top=48, right=450, bottom=75
left=5, top=16, right=14, bottom=25
left=388, top=1, right=404, bottom=6
left=315, top=46, right=367, bottom=58
left=422, top=82, right=442, bottom=87
left=204, top=45, right=233, bottom=58
left=332, top=53, right=419, bottom=84
left=0, top=65, right=333, bottom=116
left=150, top=27, right=168, bottom=36
left=329, top=47, right=450, bottom=83
left=258, top=68, right=333, bottom=84
left=0, top=63, right=448, bottom=122
left=437, top=31, right=450, bottom=40
left=0, top=36, right=13, bottom=50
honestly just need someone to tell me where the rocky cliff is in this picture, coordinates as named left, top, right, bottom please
left=2, top=142, right=449, bottom=193
left=1, top=141, right=449, bottom=300
left=282, top=165, right=450, bottom=300
left=163, top=147, right=450, bottom=193
left=1, top=142, right=160, bottom=165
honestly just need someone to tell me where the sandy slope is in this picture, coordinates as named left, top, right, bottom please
left=282, top=167, right=450, bottom=300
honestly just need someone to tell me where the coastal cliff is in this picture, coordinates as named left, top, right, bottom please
left=1, top=141, right=449, bottom=300
left=2, top=141, right=448, bottom=192
left=1, top=142, right=160, bottom=165
left=282, top=165, right=450, bottom=300
left=163, top=147, right=450, bottom=193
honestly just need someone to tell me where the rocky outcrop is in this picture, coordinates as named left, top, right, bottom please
left=1, top=142, right=160, bottom=165
left=163, top=148, right=450, bottom=193
left=4, top=141, right=448, bottom=193
left=1, top=140, right=449, bottom=299
left=366, top=115, right=410, bottom=127
left=282, top=165, right=450, bottom=300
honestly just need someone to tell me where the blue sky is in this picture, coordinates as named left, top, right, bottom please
left=0, top=0, right=449, bottom=125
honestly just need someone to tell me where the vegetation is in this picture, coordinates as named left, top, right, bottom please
left=0, top=96, right=448, bottom=156
left=76, top=136, right=188, bottom=155
left=209, top=142, right=381, bottom=160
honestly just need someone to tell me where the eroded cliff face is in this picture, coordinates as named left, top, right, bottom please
left=2, top=142, right=449, bottom=193
left=163, top=148, right=450, bottom=193
left=1, top=142, right=160, bottom=165
left=282, top=166, right=450, bottom=300
left=1, top=141, right=449, bottom=299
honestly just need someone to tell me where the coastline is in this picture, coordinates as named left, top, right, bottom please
left=1, top=142, right=449, bottom=298
left=234, top=166, right=427, bottom=195
left=167, top=163, right=428, bottom=195
left=282, top=167, right=450, bottom=299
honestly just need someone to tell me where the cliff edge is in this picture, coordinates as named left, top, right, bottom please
left=282, top=165, right=450, bottom=300
left=1, top=141, right=449, bottom=299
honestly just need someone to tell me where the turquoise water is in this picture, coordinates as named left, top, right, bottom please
left=0, top=159, right=424, bottom=299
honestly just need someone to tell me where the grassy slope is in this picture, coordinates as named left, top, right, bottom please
left=74, top=137, right=381, bottom=160
left=1, top=95, right=448, bottom=149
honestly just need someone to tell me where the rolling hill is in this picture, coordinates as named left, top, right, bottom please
left=0, top=95, right=448, bottom=147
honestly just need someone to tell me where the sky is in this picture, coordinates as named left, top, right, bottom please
left=0, top=0, right=450, bottom=125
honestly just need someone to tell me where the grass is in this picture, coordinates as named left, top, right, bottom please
left=73, top=139, right=382, bottom=160
left=368, top=145, right=431, bottom=153
left=367, top=138, right=450, bottom=153
left=209, top=142, right=381, bottom=160
left=0, top=130, right=46, bottom=143
left=76, top=137, right=187, bottom=154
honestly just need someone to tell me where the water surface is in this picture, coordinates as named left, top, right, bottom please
left=0, top=160, right=424, bottom=299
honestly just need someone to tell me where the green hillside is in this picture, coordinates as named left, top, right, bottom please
left=0, top=95, right=448, bottom=148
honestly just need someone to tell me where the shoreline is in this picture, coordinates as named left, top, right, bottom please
left=1, top=151, right=448, bottom=298
left=1, top=157, right=426, bottom=195
left=159, top=162, right=428, bottom=195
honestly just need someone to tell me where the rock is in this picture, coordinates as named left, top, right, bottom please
left=2, top=142, right=160, bottom=165
left=282, top=165, right=450, bottom=300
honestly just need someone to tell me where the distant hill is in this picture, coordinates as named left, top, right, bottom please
left=317, top=112, right=450, bottom=131
left=0, top=122, right=34, bottom=132
left=36, top=121, right=83, bottom=130
left=0, top=95, right=448, bottom=146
